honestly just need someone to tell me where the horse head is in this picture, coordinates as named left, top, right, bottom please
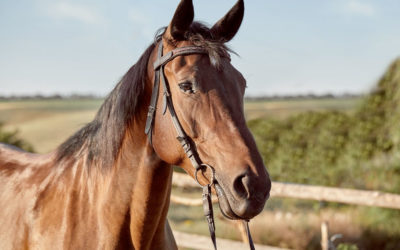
left=149, top=0, right=271, bottom=220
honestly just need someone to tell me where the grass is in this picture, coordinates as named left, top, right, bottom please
left=0, top=99, right=102, bottom=153
left=244, top=97, right=361, bottom=120
left=168, top=187, right=243, bottom=243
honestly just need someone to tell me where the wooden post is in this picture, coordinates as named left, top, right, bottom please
left=237, top=220, right=248, bottom=244
left=321, top=221, right=329, bottom=250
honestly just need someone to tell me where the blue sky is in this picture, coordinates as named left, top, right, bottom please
left=0, top=0, right=399, bottom=96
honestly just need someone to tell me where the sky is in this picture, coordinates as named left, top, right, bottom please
left=0, top=0, right=399, bottom=96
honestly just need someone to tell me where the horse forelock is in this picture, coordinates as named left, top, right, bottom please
left=165, top=22, right=235, bottom=69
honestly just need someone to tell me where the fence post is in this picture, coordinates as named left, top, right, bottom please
left=237, top=220, right=248, bottom=244
left=321, top=221, right=329, bottom=250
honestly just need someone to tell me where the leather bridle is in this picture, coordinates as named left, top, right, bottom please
left=145, top=41, right=255, bottom=250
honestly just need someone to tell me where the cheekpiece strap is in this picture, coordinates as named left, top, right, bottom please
left=145, top=42, right=208, bottom=145
left=144, top=43, right=164, bottom=144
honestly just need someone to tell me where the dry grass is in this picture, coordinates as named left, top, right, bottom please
left=6, top=111, right=96, bottom=153
left=244, top=98, right=360, bottom=120
left=168, top=192, right=365, bottom=250
left=0, top=98, right=360, bottom=153
left=248, top=209, right=362, bottom=249
left=0, top=99, right=100, bottom=153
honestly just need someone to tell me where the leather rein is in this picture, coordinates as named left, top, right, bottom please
left=145, top=41, right=255, bottom=250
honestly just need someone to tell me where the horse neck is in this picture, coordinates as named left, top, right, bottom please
left=45, top=81, right=173, bottom=248
left=112, top=74, right=174, bottom=248
left=64, top=104, right=175, bottom=248
left=121, top=143, right=174, bottom=248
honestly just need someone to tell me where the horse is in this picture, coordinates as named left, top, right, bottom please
left=0, top=0, right=271, bottom=249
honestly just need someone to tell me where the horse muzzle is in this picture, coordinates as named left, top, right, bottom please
left=214, top=171, right=271, bottom=220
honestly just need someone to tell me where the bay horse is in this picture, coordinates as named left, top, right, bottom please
left=0, top=0, right=271, bottom=249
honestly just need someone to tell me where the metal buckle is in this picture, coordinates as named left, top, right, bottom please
left=194, top=163, right=216, bottom=187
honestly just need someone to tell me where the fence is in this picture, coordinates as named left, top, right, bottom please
left=171, top=172, right=400, bottom=249
left=172, top=173, right=400, bottom=209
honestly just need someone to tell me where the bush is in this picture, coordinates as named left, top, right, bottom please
left=247, top=57, right=400, bottom=250
left=0, top=122, right=35, bottom=152
left=249, top=111, right=353, bottom=186
left=248, top=58, right=400, bottom=192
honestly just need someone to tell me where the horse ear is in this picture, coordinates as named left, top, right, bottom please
left=165, top=0, right=194, bottom=41
left=211, top=0, right=244, bottom=42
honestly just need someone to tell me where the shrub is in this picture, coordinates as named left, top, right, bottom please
left=248, top=58, right=400, bottom=191
left=0, top=122, right=35, bottom=152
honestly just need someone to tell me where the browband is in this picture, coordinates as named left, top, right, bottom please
left=153, top=46, right=208, bottom=70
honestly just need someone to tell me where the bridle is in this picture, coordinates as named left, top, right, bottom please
left=145, top=41, right=255, bottom=250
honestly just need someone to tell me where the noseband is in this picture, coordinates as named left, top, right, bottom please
left=145, top=41, right=255, bottom=250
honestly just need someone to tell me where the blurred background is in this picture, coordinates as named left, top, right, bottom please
left=1, top=0, right=400, bottom=249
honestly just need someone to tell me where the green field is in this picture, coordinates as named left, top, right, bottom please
left=0, top=97, right=360, bottom=153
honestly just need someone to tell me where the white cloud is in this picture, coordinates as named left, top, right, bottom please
left=46, top=2, right=103, bottom=24
left=344, top=1, right=376, bottom=17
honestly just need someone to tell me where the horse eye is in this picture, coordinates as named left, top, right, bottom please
left=178, top=81, right=194, bottom=93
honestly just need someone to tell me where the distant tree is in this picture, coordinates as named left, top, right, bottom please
left=0, top=123, right=35, bottom=152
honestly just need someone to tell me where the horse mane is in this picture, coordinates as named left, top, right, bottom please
left=56, top=37, right=157, bottom=168
left=56, top=22, right=230, bottom=169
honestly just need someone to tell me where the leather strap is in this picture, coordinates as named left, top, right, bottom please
left=243, top=220, right=255, bottom=250
left=203, top=184, right=217, bottom=249
left=153, top=46, right=208, bottom=70
left=144, top=43, right=164, bottom=144
left=145, top=41, right=256, bottom=250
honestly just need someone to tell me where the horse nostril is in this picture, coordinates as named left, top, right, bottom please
left=233, top=173, right=250, bottom=199
left=232, top=170, right=271, bottom=202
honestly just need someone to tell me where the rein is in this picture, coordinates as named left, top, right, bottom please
left=145, top=41, right=255, bottom=250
